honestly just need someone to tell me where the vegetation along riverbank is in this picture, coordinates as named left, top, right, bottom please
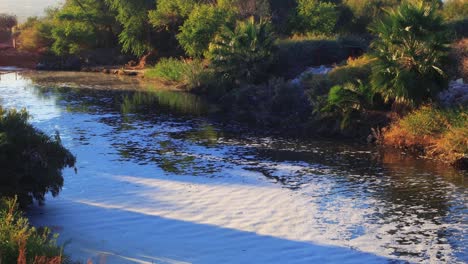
left=1, top=0, right=466, bottom=168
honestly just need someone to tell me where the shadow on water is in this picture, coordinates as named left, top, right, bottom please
left=30, top=199, right=401, bottom=264
left=1, top=71, right=467, bottom=263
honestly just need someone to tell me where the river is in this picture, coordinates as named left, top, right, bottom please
left=0, top=71, right=466, bottom=264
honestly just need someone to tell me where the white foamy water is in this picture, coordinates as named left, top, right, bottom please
left=0, top=72, right=466, bottom=264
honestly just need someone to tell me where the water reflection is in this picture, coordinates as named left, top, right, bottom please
left=1, top=71, right=467, bottom=263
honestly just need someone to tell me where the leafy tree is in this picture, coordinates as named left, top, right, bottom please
left=207, top=16, right=276, bottom=84
left=0, top=107, right=76, bottom=206
left=105, top=0, right=156, bottom=57
left=370, top=0, right=450, bottom=106
left=49, top=0, right=119, bottom=55
left=177, top=4, right=235, bottom=57
left=289, top=0, right=338, bottom=36
left=17, top=17, right=55, bottom=53
left=148, top=0, right=197, bottom=32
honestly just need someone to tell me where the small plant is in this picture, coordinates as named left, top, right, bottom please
left=0, top=197, right=66, bottom=264
left=322, top=81, right=375, bottom=129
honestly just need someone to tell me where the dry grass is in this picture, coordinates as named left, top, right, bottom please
left=383, top=105, right=467, bottom=164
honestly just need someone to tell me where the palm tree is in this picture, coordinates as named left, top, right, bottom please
left=370, top=0, right=450, bottom=106
left=207, top=16, right=276, bottom=84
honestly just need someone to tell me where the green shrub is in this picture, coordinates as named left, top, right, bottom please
left=177, top=4, right=235, bottom=57
left=0, top=107, right=76, bottom=206
left=322, top=81, right=375, bottom=129
left=370, top=1, right=451, bottom=106
left=0, top=197, right=65, bottom=264
left=146, top=58, right=216, bottom=91
left=289, top=0, right=338, bottom=36
left=207, top=17, right=276, bottom=84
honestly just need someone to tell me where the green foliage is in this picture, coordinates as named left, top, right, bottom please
left=148, top=0, right=197, bottom=32
left=177, top=4, right=235, bottom=57
left=0, top=107, right=76, bottom=206
left=442, top=0, right=468, bottom=22
left=105, top=0, right=155, bottom=56
left=146, top=58, right=214, bottom=91
left=218, top=0, right=271, bottom=19
left=370, top=1, right=450, bottom=106
left=0, top=197, right=65, bottom=264
left=289, top=0, right=338, bottom=36
left=18, top=17, right=55, bottom=53
left=40, top=0, right=119, bottom=56
left=207, top=17, right=276, bottom=84
left=323, top=81, right=375, bottom=129
left=384, top=105, right=467, bottom=163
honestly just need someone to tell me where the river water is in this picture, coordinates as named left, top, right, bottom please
left=0, top=71, right=466, bottom=264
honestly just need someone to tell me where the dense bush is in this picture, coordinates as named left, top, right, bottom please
left=289, top=0, right=338, bottom=36
left=322, top=81, right=375, bottom=130
left=149, top=0, right=196, bottom=32
left=370, top=1, right=451, bottom=106
left=177, top=4, right=235, bottom=58
left=0, top=107, right=76, bottom=206
left=207, top=17, right=276, bottom=84
left=384, top=105, right=467, bottom=164
left=221, top=78, right=310, bottom=128
left=0, top=197, right=66, bottom=264
left=106, top=0, right=156, bottom=57
left=17, top=17, right=54, bottom=53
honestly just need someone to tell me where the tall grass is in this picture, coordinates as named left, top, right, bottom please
left=384, top=105, right=467, bottom=164
left=145, top=58, right=214, bottom=91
